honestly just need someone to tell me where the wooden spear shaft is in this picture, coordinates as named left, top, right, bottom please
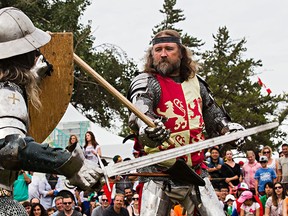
left=73, top=53, right=174, bottom=145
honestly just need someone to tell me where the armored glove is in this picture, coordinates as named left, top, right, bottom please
left=226, top=122, right=246, bottom=149
left=0, top=134, right=104, bottom=192
left=138, top=119, right=170, bottom=148
left=57, top=144, right=105, bottom=192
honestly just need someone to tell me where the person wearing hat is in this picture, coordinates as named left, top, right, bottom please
left=0, top=7, right=104, bottom=215
left=112, top=155, right=122, bottom=164
left=238, top=191, right=260, bottom=216
left=254, top=156, right=277, bottom=197
left=231, top=183, right=263, bottom=216
left=224, top=194, right=236, bottom=216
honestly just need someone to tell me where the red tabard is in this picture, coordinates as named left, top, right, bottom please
left=144, top=74, right=205, bottom=168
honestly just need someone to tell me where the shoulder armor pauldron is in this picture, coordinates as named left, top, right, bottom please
left=0, top=81, right=24, bottom=96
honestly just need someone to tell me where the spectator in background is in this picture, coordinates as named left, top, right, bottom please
left=68, top=134, right=79, bottom=147
left=231, top=182, right=249, bottom=215
left=89, top=197, right=98, bottom=215
left=22, top=201, right=32, bottom=215
left=219, top=186, right=230, bottom=204
left=239, top=191, right=260, bottom=216
left=39, top=174, right=63, bottom=209
left=132, top=149, right=140, bottom=158
left=278, top=143, right=288, bottom=193
left=242, top=150, right=261, bottom=194
left=254, top=156, right=277, bottom=197
left=30, top=203, right=48, bottom=216
left=259, top=182, right=273, bottom=214
left=124, top=187, right=134, bottom=207
left=29, top=171, right=41, bottom=200
left=57, top=194, right=82, bottom=216
left=46, top=207, right=55, bottom=216
left=91, top=194, right=110, bottom=216
left=224, top=194, right=235, bottom=216
left=84, top=131, right=102, bottom=165
left=103, top=194, right=129, bottom=216
left=13, top=170, right=32, bottom=202
left=261, top=146, right=279, bottom=176
left=127, top=193, right=140, bottom=216
left=31, top=197, right=40, bottom=204
left=207, top=147, right=224, bottom=190
left=113, top=155, right=122, bottom=164
left=52, top=196, right=63, bottom=216
left=265, top=182, right=285, bottom=216
left=111, top=155, right=133, bottom=197
left=221, top=150, right=241, bottom=192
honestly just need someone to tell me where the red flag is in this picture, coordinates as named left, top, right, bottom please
left=266, top=88, right=272, bottom=95
left=257, top=77, right=263, bottom=86
left=257, top=76, right=272, bottom=95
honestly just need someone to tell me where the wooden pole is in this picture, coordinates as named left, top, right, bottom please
left=73, top=53, right=174, bottom=145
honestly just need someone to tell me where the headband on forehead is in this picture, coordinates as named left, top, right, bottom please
left=152, top=36, right=182, bottom=45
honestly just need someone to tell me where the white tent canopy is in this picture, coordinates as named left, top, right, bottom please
left=57, top=104, right=134, bottom=160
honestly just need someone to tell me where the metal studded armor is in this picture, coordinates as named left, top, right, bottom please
left=127, top=72, right=243, bottom=216
left=0, top=7, right=104, bottom=216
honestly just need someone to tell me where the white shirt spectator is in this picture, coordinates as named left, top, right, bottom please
left=39, top=174, right=63, bottom=209
left=28, top=172, right=41, bottom=200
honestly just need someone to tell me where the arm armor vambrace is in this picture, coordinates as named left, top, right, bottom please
left=197, top=75, right=231, bottom=137
left=127, top=73, right=161, bottom=132
left=0, top=135, right=81, bottom=178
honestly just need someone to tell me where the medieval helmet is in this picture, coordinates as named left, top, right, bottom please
left=0, top=7, right=51, bottom=59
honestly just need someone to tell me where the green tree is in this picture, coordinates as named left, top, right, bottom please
left=1, top=0, right=138, bottom=133
left=152, top=0, right=203, bottom=50
left=199, top=26, right=288, bottom=152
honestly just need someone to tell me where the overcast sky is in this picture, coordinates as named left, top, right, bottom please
left=81, top=0, right=288, bottom=95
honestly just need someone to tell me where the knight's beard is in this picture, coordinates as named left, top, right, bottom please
left=153, top=58, right=181, bottom=77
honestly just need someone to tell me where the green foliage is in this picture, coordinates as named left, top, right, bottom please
left=152, top=0, right=203, bottom=50
left=1, top=0, right=138, bottom=134
left=199, top=26, right=288, bottom=152
left=73, top=44, right=138, bottom=129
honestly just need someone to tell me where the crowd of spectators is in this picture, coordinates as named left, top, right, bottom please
left=205, top=143, right=288, bottom=216
left=10, top=130, right=288, bottom=216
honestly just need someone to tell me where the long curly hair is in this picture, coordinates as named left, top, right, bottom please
left=144, top=29, right=198, bottom=81
left=271, top=182, right=286, bottom=207
left=0, top=51, right=41, bottom=110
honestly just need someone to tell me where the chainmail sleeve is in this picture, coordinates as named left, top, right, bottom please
left=127, top=73, right=161, bottom=132
left=197, top=75, right=231, bottom=138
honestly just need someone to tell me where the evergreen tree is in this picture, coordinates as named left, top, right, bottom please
left=0, top=0, right=138, bottom=132
left=152, top=0, right=203, bottom=50
left=199, top=26, right=288, bottom=152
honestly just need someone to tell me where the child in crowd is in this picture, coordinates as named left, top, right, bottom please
left=254, top=156, right=277, bottom=197
left=224, top=194, right=236, bottom=216
left=239, top=191, right=260, bottom=216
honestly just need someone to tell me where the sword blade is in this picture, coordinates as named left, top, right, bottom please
left=104, top=122, right=278, bottom=177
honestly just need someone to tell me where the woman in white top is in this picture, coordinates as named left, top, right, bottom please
left=261, top=146, right=279, bottom=174
left=127, top=193, right=140, bottom=216
left=83, top=131, right=102, bottom=164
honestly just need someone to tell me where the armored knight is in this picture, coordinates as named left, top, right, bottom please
left=127, top=30, right=244, bottom=216
left=0, top=7, right=103, bottom=215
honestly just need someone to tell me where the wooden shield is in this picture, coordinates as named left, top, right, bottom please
left=28, top=33, right=74, bottom=143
